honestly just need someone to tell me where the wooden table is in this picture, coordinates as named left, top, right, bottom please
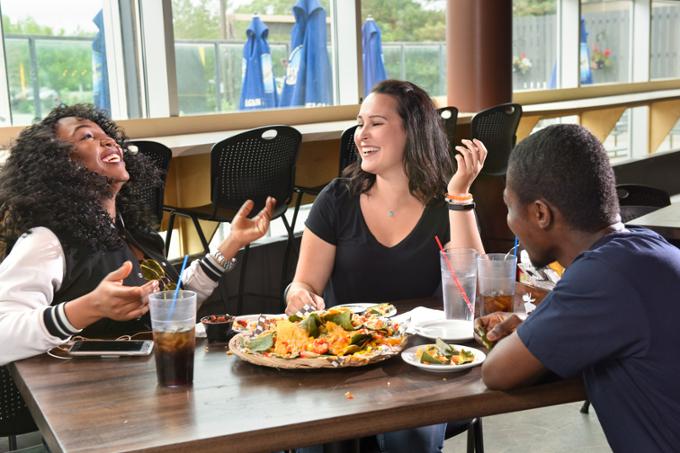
left=10, top=285, right=583, bottom=453
left=627, top=203, right=680, bottom=241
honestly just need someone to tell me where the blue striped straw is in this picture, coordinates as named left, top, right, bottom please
left=513, top=236, right=519, bottom=258
left=167, top=254, right=189, bottom=320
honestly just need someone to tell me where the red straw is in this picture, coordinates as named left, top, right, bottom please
left=434, top=235, right=474, bottom=315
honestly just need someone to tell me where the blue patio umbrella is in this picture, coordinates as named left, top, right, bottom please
left=279, top=0, right=332, bottom=107
left=240, top=15, right=277, bottom=110
left=92, top=10, right=110, bottom=114
left=362, top=17, right=387, bottom=95
left=579, top=17, right=593, bottom=85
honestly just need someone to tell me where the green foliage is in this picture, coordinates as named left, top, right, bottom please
left=362, top=0, right=445, bottom=41
left=3, top=16, right=58, bottom=36
left=4, top=16, right=94, bottom=118
left=236, top=0, right=329, bottom=15
left=172, top=0, right=221, bottom=39
left=513, top=0, right=556, bottom=16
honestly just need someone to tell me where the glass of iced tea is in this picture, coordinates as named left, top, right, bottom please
left=478, top=254, right=517, bottom=315
left=149, top=290, right=197, bottom=387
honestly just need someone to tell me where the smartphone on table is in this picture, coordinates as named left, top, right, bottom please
left=67, top=340, right=154, bottom=356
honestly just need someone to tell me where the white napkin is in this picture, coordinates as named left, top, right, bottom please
left=393, top=306, right=445, bottom=334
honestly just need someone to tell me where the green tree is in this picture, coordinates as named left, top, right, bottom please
left=172, top=0, right=221, bottom=39
left=513, top=0, right=556, bottom=16
left=362, top=0, right=445, bottom=42
left=3, top=16, right=94, bottom=119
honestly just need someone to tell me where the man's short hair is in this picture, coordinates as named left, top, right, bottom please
left=507, top=124, right=619, bottom=232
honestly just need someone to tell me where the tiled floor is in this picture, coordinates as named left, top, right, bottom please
left=2, top=402, right=611, bottom=452
left=443, top=402, right=611, bottom=453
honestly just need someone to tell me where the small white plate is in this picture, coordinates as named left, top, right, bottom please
left=413, top=319, right=473, bottom=342
left=401, top=344, right=486, bottom=373
left=335, top=303, right=397, bottom=317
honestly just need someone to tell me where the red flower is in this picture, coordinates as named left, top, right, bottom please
left=603, top=48, right=612, bottom=57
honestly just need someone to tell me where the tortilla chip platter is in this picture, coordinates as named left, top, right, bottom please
left=228, top=307, right=407, bottom=369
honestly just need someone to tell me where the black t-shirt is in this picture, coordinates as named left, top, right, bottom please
left=305, top=178, right=450, bottom=307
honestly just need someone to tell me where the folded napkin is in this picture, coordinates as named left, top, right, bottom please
left=393, top=306, right=445, bottom=334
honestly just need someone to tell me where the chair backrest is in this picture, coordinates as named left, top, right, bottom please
left=437, top=106, right=459, bottom=153
left=471, top=103, right=522, bottom=176
left=126, top=140, right=173, bottom=226
left=338, top=125, right=359, bottom=175
left=616, top=184, right=671, bottom=223
left=0, top=366, right=36, bottom=437
left=210, top=126, right=302, bottom=211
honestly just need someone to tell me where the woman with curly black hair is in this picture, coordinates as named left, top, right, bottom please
left=0, top=104, right=275, bottom=365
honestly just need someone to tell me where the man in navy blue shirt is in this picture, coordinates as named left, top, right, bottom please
left=478, top=124, right=680, bottom=452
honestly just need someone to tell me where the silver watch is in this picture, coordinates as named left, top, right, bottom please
left=211, top=250, right=238, bottom=272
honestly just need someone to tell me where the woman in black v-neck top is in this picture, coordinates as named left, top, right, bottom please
left=287, top=81, right=489, bottom=453
left=286, top=80, right=488, bottom=314
left=306, top=178, right=449, bottom=307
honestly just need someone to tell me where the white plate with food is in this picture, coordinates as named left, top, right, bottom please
left=412, top=319, right=474, bottom=342
left=232, top=314, right=287, bottom=333
left=401, top=342, right=485, bottom=373
left=334, top=302, right=397, bottom=317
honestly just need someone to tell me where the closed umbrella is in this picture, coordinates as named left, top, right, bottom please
left=92, top=10, right=110, bottom=114
left=362, top=17, right=387, bottom=95
left=279, top=0, right=332, bottom=107
left=240, top=15, right=277, bottom=110
left=579, top=18, right=593, bottom=85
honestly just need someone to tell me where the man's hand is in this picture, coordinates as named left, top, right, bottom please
left=474, top=312, right=523, bottom=348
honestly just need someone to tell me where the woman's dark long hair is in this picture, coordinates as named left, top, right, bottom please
left=343, top=79, right=453, bottom=203
left=0, top=104, right=161, bottom=254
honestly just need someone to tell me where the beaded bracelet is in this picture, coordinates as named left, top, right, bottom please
left=445, top=192, right=473, bottom=202
left=445, top=193, right=474, bottom=206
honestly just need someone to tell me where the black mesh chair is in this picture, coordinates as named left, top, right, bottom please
left=290, top=125, right=359, bottom=231
left=1, top=366, right=38, bottom=450
left=617, top=184, right=671, bottom=223
left=471, top=103, right=522, bottom=176
left=126, top=140, right=173, bottom=232
left=165, top=126, right=302, bottom=312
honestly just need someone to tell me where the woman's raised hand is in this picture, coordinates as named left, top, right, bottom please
left=448, top=139, right=488, bottom=194
left=285, top=283, right=326, bottom=316
left=229, top=196, right=276, bottom=248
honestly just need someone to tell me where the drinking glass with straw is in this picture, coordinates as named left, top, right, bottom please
left=435, top=236, right=477, bottom=321
left=148, top=255, right=197, bottom=387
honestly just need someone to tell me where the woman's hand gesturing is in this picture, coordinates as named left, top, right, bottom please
left=448, top=139, right=488, bottom=195
left=229, top=197, right=276, bottom=249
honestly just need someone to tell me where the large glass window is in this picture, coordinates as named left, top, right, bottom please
left=360, top=0, right=446, bottom=96
left=651, top=0, right=680, bottom=80
left=580, top=0, right=633, bottom=85
left=171, top=0, right=334, bottom=115
left=602, top=109, right=632, bottom=162
left=512, top=0, right=558, bottom=90
left=656, top=118, right=680, bottom=152
left=1, top=0, right=106, bottom=125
